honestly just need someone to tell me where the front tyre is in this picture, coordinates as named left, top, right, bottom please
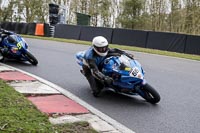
left=140, top=83, right=160, bottom=104
left=24, top=51, right=38, bottom=65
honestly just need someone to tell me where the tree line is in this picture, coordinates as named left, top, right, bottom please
left=0, top=0, right=199, bottom=35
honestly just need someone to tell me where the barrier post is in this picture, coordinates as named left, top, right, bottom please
left=35, top=23, right=44, bottom=36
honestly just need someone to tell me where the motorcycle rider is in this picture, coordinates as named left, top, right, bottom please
left=0, top=29, right=13, bottom=57
left=82, top=36, right=134, bottom=97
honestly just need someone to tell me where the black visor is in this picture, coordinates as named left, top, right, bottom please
left=94, top=45, right=108, bottom=53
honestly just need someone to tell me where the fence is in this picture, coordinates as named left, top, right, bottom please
left=1, top=22, right=199, bottom=55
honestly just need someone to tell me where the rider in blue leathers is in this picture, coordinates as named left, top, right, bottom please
left=0, top=29, right=13, bottom=56
left=82, top=36, right=134, bottom=97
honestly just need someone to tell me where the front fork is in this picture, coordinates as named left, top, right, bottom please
left=135, top=79, right=147, bottom=97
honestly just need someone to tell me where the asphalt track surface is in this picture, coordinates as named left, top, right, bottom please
left=5, top=38, right=200, bottom=133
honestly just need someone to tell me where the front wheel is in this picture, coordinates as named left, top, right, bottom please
left=139, top=83, right=160, bottom=104
left=24, top=51, right=38, bottom=65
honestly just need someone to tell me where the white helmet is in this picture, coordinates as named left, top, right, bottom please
left=92, top=36, right=109, bottom=56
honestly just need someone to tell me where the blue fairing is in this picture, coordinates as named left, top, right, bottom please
left=102, top=55, right=145, bottom=90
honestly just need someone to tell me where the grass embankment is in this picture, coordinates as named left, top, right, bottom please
left=22, top=35, right=200, bottom=61
left=0, top=80, right=97, bottom=133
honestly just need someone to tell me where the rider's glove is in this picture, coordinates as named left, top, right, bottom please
left=104, top=76, right=113, bottom=85
left=128, top=53, right=134, bottom=59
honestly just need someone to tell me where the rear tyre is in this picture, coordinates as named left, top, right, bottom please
left=24, top=51, right=38, bottom=65
left=139, top=83, right=160, bottom=104
left=0, top=51, right=4, bottom=62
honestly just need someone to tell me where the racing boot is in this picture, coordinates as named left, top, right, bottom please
left=85, top=73, right=102, bottom=97
left=82, top=65, right=103, bottom=97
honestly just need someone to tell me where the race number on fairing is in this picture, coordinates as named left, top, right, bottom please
left=130, top=67, right=139, bottom=77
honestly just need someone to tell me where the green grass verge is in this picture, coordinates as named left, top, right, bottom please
left=21, top=35, right=200, bottom=61
left=0, top=80, right=97, bottom=133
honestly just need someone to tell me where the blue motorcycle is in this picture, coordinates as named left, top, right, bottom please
left=76, top=51, right=160, bottom=104
left=0, top=31, right=38, bottom=65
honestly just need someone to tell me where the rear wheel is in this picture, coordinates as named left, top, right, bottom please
left=0, top=50, right=4, bottom=62
left=24, top=51, right=38, bottom=65
left=139, top=83, right=160, bottom=104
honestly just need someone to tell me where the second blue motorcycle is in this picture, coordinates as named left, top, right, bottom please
left=0, top=31, right=38, bottom=65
